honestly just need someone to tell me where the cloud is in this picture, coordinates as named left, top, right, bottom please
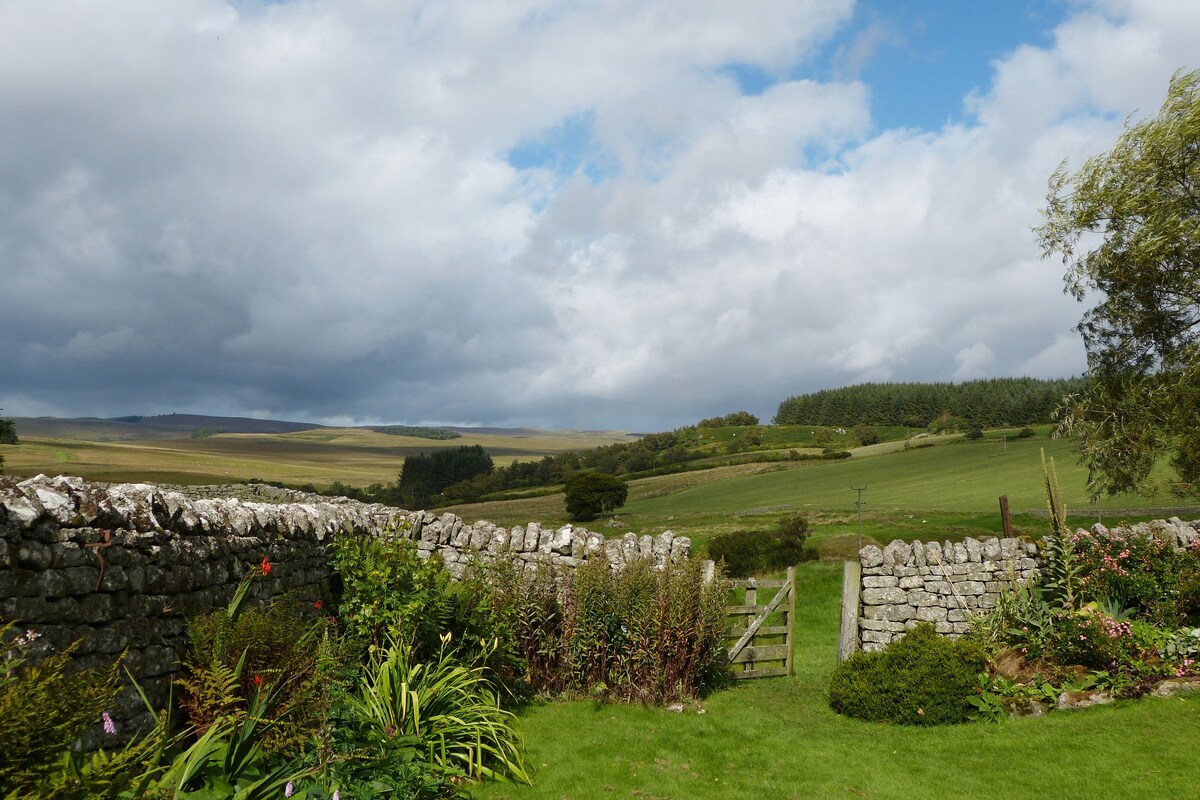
left=0, top=0, right=1196, bottom=430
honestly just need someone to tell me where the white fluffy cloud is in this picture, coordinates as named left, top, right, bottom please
left=0, top=0, right=1197, bottom=429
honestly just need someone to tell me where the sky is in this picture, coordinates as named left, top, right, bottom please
left=1, top=0, right=1198, bottom=431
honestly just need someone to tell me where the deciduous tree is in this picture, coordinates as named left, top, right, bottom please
left=1037, top=69, right=1200, bottom=498
left=563, top=471, right=628, bottom=521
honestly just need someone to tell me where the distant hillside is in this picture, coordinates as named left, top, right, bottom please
left=13, top=414, right=326, bottom=442
left=774, top=377, right=1090, bottom=428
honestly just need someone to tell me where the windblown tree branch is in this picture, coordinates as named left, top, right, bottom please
left=1037, top=68, right=1200, bottom=498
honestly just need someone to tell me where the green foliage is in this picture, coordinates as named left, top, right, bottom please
left=142, top=691, right=315, bottom=800
left=398, top=444, right=494, bottom=508
left=1068, top=527, right=1200, bottom=626
left=706, top=515, right=815, bottom=577
left=965, top=427, right=984, bottom=441
left=0, top=411, right=16, bottom=446
left=371, top=425, right=463, bottom=440
left=853, top=424, right=880, bottom=446
left=330, top=530, right=526, bottom=701
left=1038, top=68, right=1200, bottom=499
left=1015, top=426, right=1036, bottom=439
left=0, top=623, right=123, bottom=794
left=828, top=624, right=987, bottom=725
left=774, top=377, right=1087, bottom=428
left=341, top=636, right=529, bottom=788
left=563, top=471, right=628, bottom=521
left=24, top=721, right=171, bottom=800
left=971, top=528, right=1200, bottom=699
left=697, top=411, right=759, bottom=427
left=968, top=582, right=1056, bottom=657
left=0, top=409, right=13, bottom=472
left=967, top=672, right=1065, bottom=722
left=178, top=566, right=341, bottom=758
left=484, top=557, right=728, bottom=704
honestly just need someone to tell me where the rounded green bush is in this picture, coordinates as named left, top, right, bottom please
left=829, top=624, right=986, bottom=725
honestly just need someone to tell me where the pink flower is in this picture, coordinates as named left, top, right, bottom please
left=102, top=712, right=116, bottom=735
left=284, top=781, right=295, bottom=797
left=332, top=791, right=340, bottom=800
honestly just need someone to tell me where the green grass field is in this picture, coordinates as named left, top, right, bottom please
left=450, top=434, right=1198, bottom=556
left=476, top=562, right=1200, bottom=800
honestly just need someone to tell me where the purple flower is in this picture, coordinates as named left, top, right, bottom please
left=102, top=712, right=116, bottom=735
left=284, top=781, right=294, bottom=797
left=332, top=791, right=340, bottom=800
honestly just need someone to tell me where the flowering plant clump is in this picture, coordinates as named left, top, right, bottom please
left=1068, top=528, right=1200, bottom=626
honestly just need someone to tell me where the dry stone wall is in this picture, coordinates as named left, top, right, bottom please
left=856, top=536, right=1040, bottom=651
left=0, top=474, right=694, bottom=738
left=854, top=518, right=1200, bottom=652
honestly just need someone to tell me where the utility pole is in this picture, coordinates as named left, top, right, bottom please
left=852, top=486, right=867, bottom=552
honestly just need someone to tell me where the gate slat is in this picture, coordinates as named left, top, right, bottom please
left=735, top=666, right=789, bottom=679
left=730, top=644, right=790, bottom=664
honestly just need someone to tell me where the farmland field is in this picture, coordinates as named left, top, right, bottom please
left=451, top=434, right=1199, bottom=554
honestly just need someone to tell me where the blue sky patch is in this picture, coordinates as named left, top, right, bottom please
left=807, top=0, right=1068, bottom=132
left=506, top=110, right=619, bottom=183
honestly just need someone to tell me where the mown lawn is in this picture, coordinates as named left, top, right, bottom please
left=478, top=562, right=1200, bottom=800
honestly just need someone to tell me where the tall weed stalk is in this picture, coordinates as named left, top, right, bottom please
left=487, top=557, right=726, bottom=703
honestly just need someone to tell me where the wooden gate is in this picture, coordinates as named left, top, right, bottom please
left=724, top=566, right=796, bottom=679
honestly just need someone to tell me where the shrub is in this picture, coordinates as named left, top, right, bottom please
left=484, top=556, right=727, bottom=703
left=1015, top=426, right=1036, bottom=439
left=853, top=424, right=880, bottom=446
left=829, top=624, right=987, bottom=725
left=707, top=530, right=770, bottom=577
left=965, top=427, right=984, bottom=440
left=331, top=530, right=529, bottom=703
left=563, top=471, right=628, bottom=521
left=707, top=514, right=815, bottom=577
left=1068, top=528, right=1200, bottom=626
left=177, top=563, right=343, bottom=757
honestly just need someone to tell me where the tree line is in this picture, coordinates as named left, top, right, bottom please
left=0, top=412, right=16, bottom=473
left=773, top=377, right=1089, bottom=429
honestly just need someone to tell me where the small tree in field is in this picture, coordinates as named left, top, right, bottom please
left=564, top=471, right=628, bottom=521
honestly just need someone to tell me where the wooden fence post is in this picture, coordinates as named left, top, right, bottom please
left=838, top=560, right=861, bottom=662
left=999, top=495, right=1013, bottom=538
